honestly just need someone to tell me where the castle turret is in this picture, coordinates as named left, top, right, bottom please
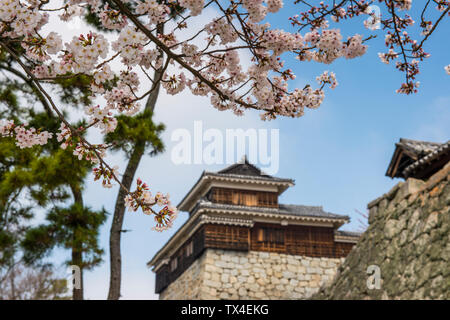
left=148, top=158, right=359, bottom=299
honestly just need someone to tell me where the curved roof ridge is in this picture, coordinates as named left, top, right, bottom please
left=191, top=200, right=348, bottom=220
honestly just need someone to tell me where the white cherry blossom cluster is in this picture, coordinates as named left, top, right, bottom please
left=181, top=43, right=202, bottom=67
left=317, top=71, right=338, bottom=89
left=112, top=26, right=147, bottom=65
left=396, top=0, right=412, bottom=11
left=84, top=104, right=118, bottom=134
left=158, top=32, right=179, bottom=48
left=298, top=29, right=367, bottom=64
left=289, top=1, right=448, bottom=95
left=266, top=0, right=283, bottom=13
left=396, top=81, right=420, bottom=94
left=22, top=32, right=62, bottom=62
left=92, top=64, right=115, bottom=93
left=312, top=29, right=343, bottom=64
left=55, top=123, right=106, bottom=164
left=223, top=50, right=245, bottom=80
left=99, top=4, right=128, bottom=30
left=118, top=70, right=140, bottom=90
left=104, top=86, right=140, bottom=116
left=124, top=178, right=177, bottom=231
left=140, top=48, right=163, bottom=70
left=342, top=35, right=367, bottom=59
left=260, top=86, right=324, bottom=120
left=0, top=0, right=379, bottom=230
left=378, top=49, right=398, bottom=64
left=135, top=0, right=169, bottom=25
left=420, top=21, right=433, bottom=36
left=178, top=0, right=205, bottom=16
left=205, top=18, right=238, bottom=45
left=65, top=32, right=109, bottom=73
left=261, top=29, right=304, bottom=55
left=93, top=165, right=119, bottom=188
left=59, top=4, right=84, bottom=22
left=0, top=0, right=47, bottom=38
left=0, top=119, right=53, bottom=149
left=0, top=119, right=14, bottom=137
left=56, top=123, right=72, bottom=149
left=445, top=65, right=450, bottom=75
left=242, top=0, right=268, bottom=23
left=73, top=141, right=107, bottom=163
left=162, top=73, right=187, bottom=95
left=331, top=8, right=346, bottom=23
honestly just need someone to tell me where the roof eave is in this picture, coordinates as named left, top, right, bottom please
left=177, top=174, right=295, bottom=213
left=386, top=145, right=402, bottom=178
left=147, top=207, right=349, bottom=268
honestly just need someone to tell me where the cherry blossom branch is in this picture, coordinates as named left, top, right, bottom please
left=0, top=39, right=130, bottom=200
left=292, top=0, right=449, bottom=93
left=107, top=0, right=264, bottom=112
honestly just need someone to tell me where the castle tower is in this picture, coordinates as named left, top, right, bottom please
left=148, top=158, right=360, bottom=299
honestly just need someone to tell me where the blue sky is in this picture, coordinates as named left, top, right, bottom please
left=41, top=2, right=449, bottom=299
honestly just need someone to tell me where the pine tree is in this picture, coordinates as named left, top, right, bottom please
left=0, top=46, right=105, bottom=300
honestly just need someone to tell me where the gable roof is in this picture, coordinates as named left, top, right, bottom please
left=386, top=138, right=448, bottom=179
left=189, top=200, right=349, bottom=222
left=402, top=140, right=450, bottom=179
left=177, top=157, right=294, bottom=212
left=218, top=155, right=273, bottom=177
left=395, top=139, right=441, bottom=159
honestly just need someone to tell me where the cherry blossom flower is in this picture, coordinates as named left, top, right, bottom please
left=0, top=120, right=52, bottom=148
left=1, top=0, right=446, bottom=230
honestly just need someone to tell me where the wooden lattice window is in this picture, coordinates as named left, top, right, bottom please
left=241, top=192, right=257, bottom=206
left=210, top=188, right=277, bottom=207
left=170, top=257, right=178, bottom=272
left=257, top=227, right=285, bottom=244
left=204, top=225, right=249, bottom=251
left=185, top=241, right=193, bottom=257
left=257, top=192, right=278, bottom=207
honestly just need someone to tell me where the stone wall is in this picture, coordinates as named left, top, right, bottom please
left=158, top=249, right=205, bottom=300
left=314, top=162, right=450, bottom=299
left=159, top=248, right=344, bottom=300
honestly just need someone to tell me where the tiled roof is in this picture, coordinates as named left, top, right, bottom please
left=177, top=157, right=294, bottom=210
left=214, top=156, right=293, bottom=183
left=386, top=138, right=449, bottom=179
left=396, top=138, right=442, bottom=160
left=278, top=204, right=347, bottom=219
left=202, top=171, right=294, bottom=183
left=402, top=140, right=450, bottom=178
left=191, top=199, right=349, bottom=221
left=335, top=230, right=362, bottom=238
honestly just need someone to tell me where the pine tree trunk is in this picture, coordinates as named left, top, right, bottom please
left=10, top=267, right=15, bottom=300
left=107, top=143, right=144, bottom=300
left=71, top=249, right=84, bottom=300
left=107, top=24, right=164, bottom=300
left=71, top=185, right=84, bottom=300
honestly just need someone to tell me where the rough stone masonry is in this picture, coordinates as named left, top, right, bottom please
left=314, top=162, right=450, bottom=299
left=159, top=160, right=449, bottom=300
left=159, top=249, right=344, bottom=300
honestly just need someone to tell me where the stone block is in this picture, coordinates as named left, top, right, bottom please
left=211, top=273, right=220, bottom=282
left=240, top=269, right=250, bottom=276
left=221, top=273, right=230, bottom=283
left=219, top=292, right=229, bottom=299
left=282, top=271, right=295, bottom=278
left=238, top=287, right=247, bottom=297
left=301, top=260, right=310, bottom=267
left=215, top=260, right=228, bottom=268
left=287, top=264, right=298, bottom=272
